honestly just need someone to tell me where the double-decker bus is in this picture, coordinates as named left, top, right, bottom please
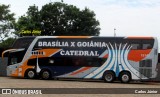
left=2, top=36, right=158, bottom=83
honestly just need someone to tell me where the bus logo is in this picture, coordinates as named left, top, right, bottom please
left=2, top=89, right=11, bottom=94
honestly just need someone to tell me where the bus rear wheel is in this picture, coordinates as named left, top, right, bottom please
left=25, top=69, right=36, bottom=79
left=119, top=72, right=131, bottom=83
left=103, top=71, right=115, bottom=83
left=40, top=70, right=51, bottom=80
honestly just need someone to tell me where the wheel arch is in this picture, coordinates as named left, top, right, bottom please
left=24, top=68, right=36, bottom=78
left=118, top=70, right=132, bottom=83
left=40, top=67, right=52, bottom=74
left=102, top=70, right=116, bottom=79
left=40, top=68, right=53, bottom=79
left=118, top=70, right=132, bottom=78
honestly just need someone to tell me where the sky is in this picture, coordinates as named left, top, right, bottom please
left=1, top=0, right=160, bottom=38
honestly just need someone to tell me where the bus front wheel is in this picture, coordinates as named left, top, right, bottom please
left=103, top=71, right=115, bottom=83
left=40, top=70, right=52, bottom=80
left=25, top=69, right=36, bottom=79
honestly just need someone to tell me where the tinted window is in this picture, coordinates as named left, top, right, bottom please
left=142, top=44, right=152, bottom=49
left=27, top=57, right=106, bottom=67
left=8, top=50, right=26, bottom=65
left=142, top=39, right=154, bottom=49
left=126, top=39, right=154, bottom=50
left=131, top=44, right=141, bottom=49
left=12, top=37, right=35, bottom=48
left=34, top=37, right=154, bottom=50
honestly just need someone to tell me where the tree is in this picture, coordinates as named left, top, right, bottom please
left=16, top=2, right=100, bottom=36
left=0, top=38, right=15, bottom=48
left=0, top=4, right=16, bottom=42
left=40, top=2, right=100, bottom=36
left=15, top=4, right=41, bottom=36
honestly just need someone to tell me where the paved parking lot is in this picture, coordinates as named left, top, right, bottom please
left=0, top=77, right=160, bottom=97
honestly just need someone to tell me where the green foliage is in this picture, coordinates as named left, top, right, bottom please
left=0, top=38, right=16, bottom=48
left=16, top=2, right=100, bottom=36
left=0, top=4, right=15, bottom=21
left=0, top=4, right=16, bottom=42
left=15, top=4, right=41, bottom=36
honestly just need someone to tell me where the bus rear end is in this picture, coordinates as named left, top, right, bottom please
left=126, top=37, right=158, bottom=81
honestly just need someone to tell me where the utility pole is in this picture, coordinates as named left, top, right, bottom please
left=114, top=28, right=116, bottom=37
left=50, top=0, right=63, bottom=2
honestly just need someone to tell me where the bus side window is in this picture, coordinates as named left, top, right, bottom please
left=143, top=44, right=152, bottom=49
left=131, top=44, right=141, bottom=50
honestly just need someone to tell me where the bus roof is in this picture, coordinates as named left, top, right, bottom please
left=18, top=36, right=155, bottom=40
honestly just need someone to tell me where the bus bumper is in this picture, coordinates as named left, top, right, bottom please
left=7, top=65, right=22, bottom=77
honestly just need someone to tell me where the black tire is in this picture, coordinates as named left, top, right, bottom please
left=40, top=70, right=52, bottom=80
left=119, top=72, right=131, bottom=83
left=103, top=71, right=115, bottom=83
left=25, top=69, right=36, bottom=79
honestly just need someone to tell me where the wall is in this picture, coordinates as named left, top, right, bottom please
left=0, top=57, right=7, bottom=76
left=155, top=63, right=160, bottom=81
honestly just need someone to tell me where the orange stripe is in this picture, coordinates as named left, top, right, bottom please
left=128, top=49, right=151, bottom=62
left=38, top=49, right=60, bottom=57
left=57, top=36, right=90, bottom=38
left=2, top=49, right=18, bottom=58
left=103, top=54, right=108, bottom=58
left=71, top=67, right=91, bottom=75
left=127, top=36, right=153, bottom=39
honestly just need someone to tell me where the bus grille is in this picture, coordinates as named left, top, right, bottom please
left=139, top=59, right=152, bottom=78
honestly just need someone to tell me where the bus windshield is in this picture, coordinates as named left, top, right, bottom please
left=8, top=50, right=26, bottom=65
left=12, top=37, right=35, bottom=49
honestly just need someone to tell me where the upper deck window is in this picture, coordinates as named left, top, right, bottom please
left=12, top=37, right=35, bottom=49
left=126, top=39, right=154, bottom=50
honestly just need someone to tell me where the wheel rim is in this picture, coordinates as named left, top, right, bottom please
left=105, top=74, right=113, bottom=82
left=122, top=74, right=129, bottom=82
left=42, top=71, right=50, bottom=79
left=28, top=70, right=35, bottom=78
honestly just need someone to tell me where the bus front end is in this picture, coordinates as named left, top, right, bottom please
left=2, top=37, right=35, bottom=77
left=4, top=49, right=26, bottom=77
